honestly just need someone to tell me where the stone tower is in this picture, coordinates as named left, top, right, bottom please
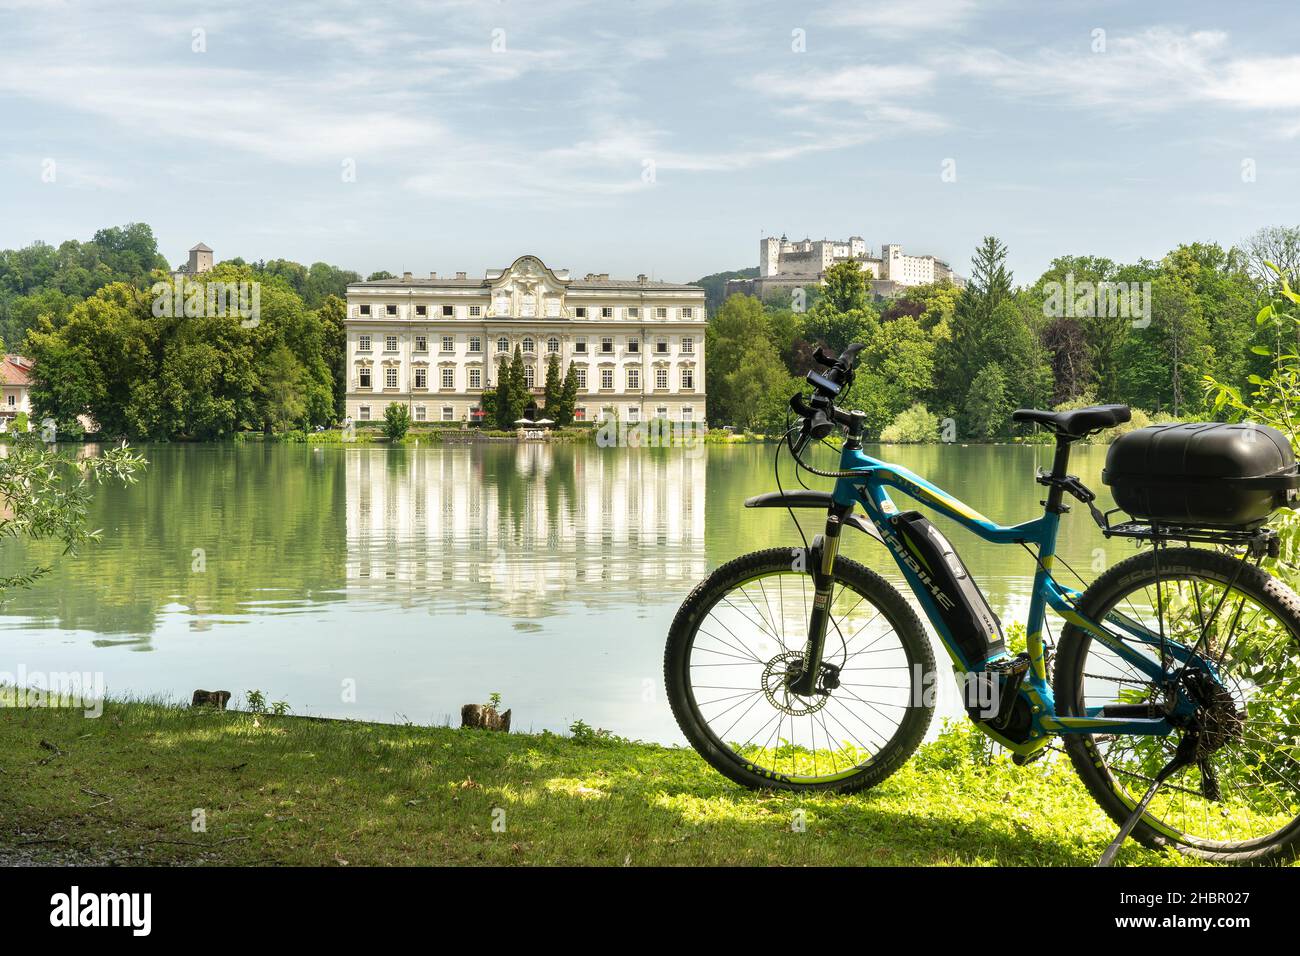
left=188, top=243, right=213, bottom=274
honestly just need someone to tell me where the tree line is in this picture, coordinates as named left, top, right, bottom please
left=705, top=228, right=1300, bottom=440
left=7, top=222, right=1299, bottom=442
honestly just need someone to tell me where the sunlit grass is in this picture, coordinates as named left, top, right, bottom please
left=0, top=694, right=1259, bottom=866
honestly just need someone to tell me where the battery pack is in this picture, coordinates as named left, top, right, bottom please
left=890, top=511, right=1005, bottom=668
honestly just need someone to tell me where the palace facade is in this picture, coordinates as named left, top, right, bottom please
left=344, top=255, right=707, bottom=425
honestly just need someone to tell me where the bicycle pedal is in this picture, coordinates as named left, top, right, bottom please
left=1012, top=749, right=1046, bottom=767
left=987, top=652, right=1031, bottom=675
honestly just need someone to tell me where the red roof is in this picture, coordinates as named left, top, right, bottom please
left=0, top=355, right=33, bottom=387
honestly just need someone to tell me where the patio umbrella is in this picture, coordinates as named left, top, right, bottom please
left=533, top=418, right=554, bottom=426
left=514, top=418, right=535, bottom=425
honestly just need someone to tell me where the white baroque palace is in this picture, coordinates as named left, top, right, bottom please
left=345, top=255, right=707, bottom=425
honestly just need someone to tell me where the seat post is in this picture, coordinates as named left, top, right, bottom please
left=1044, top=435, right=1074, bottom=514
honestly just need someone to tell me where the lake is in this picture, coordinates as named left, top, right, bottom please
left=0, top=440, right=1128, bottom=742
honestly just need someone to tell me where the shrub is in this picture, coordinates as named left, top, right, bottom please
left=880, top=403, right=940, bottom=443
left=382, top=403, right=411, bottom=441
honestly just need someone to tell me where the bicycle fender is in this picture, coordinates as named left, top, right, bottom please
left=743, top=491, right=886, bottom=545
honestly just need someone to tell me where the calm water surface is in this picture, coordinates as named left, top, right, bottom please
left=0, top=441, right=1130, bottom=742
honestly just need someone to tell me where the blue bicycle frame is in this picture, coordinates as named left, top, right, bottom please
left=823, top=441, right=1204, bottom=758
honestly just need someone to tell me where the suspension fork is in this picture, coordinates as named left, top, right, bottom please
left=789, top=503, right=851, bottom=696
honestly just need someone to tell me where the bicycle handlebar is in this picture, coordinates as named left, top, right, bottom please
left=788, top=343, right=867, bottom=454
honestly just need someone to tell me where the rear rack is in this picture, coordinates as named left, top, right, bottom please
left=1100, top=510, right=1280, bottom=557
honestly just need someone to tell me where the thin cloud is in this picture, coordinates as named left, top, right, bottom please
left=944, top=28, right=1300, bottom=113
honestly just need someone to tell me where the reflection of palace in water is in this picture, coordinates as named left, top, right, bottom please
left=345, top=445, right=707, bottom=616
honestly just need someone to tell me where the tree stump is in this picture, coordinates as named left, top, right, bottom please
left=460, top=704, right=511, bottom=732
left=192, top=689, right=231, bottom=709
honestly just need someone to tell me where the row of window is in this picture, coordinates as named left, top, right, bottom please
left=355, top=365, right=695, bottom=392
left=356, top=334, right=695, bottom=356
left=356, top=304, right=696, bottom=320
left=355, top=404, right=697, bottom=423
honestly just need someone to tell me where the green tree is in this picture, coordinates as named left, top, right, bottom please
left=383, top=402, right=411, bottom=441
left=556, top=361, right=580, bottom=426
left=820, top=260, right=869, bottom=313
left=964, top=362, right=1012, bottom=439
left=0, top=434, right=145, bottom=593
left=543, top=353, right=563, bottom=412
left=880, top=404, right=940, bottom=443
left=259, top=345, right=308, bottom=433
left=315, top=294, right=348, bottom=421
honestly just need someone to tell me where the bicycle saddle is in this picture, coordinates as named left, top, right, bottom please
left=1012, top=404, right=1131, bottom=438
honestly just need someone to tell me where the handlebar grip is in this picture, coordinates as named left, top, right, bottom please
left=812, top=346, right=837, bottom=368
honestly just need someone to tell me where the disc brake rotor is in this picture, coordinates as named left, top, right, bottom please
left=762, top=651, right=830, bottom=716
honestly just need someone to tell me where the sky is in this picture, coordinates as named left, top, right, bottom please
left=2, top=0, right=1299, bottom=283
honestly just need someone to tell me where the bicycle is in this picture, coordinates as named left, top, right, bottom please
left=665, top=343, right=1300, bottom=864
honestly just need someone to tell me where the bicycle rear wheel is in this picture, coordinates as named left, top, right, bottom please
left=1056, top=547, right=1300, bottom=863
left=665, top=548, right=935, bottom=793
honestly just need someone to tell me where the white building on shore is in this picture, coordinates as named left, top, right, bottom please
left=344, top=255, right=707, bottom=426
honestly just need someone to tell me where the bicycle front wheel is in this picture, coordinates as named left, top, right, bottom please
left=665, top=548, right=935, bottom=793
left=1056, top=547, right=1300, bottom=863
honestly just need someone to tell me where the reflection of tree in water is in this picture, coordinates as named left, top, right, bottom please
left=346, top=442, right=707, bottom=619
left=0, top=444, right=349, bottom=642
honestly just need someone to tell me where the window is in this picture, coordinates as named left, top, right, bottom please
left=442, top=305, right=454, bottom=317
left=414, top=404, right=427, bottom=421
left=575, top=307, right=587, bottom=318
left=358, top=367, right=372, bottom=388
left=601, top=307, right=613, bottom=318
left=600, top=368, right=614, bottom=390
left=385, top=367, right=399, bottom=389
left=416, top=305, right=427, bottom=317
left=522, top=337, right=535, bottom=354
left=441, top=367, right=454, bottom=389
left=385, top=335, right=398, bottom=352
left=469, top=367, right=482, bottom=389
left=655, top=307, right=667, bottom=319
left=386, top=304, right=397, bottom=316
left=441, top=335, right=454, bottom=353
left=682, top=407, right=694, bottom=422
left=414, top=335, right=428, bottom=353
left=627, top=367, right=640, bottom=390
left=547, top=337, right=560, bottom=354
left=524, top=365, right=535, bottom=388
left=574, top=338, right=587, bottom=354
left=600, top=337, right=613, bottom=354
left=628, top=307, right=639, bottom=318
left=414, top=368, right=428, bottom=390
left=442, top=406, right=454, bottom=422
left=655, top=337, right=669, bottom=354
left=627, top=406, right=640, bottom=423
left=468, top=336, right=482, bottom=353
left=575, top=406, right=587, bottom=421
left=681, top=337, right=694, bottom=354
left=574, top=368, right=588, bottom=389
left=469, top=305, right=482, bottom=317
left=655, top=367, right=668, bottom=389
left=359, top=304, right=371, bottom=316
left=656, top=406, right=668, bottom=418
left=627, top=338, right=639, bottom=354
left=359, top=405, right=371, bottom=421
left=681, top=368, right=694, bottom=390
left=681, top=307, right=693, bottom=318
left=497, top=337, right=509, bottom=353
left=358, top=334, right=372, bottom=352
left=6, top=395, right=13, bottom=407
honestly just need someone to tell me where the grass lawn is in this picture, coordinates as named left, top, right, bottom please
left=0, top=696, right=1208, bottom=866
